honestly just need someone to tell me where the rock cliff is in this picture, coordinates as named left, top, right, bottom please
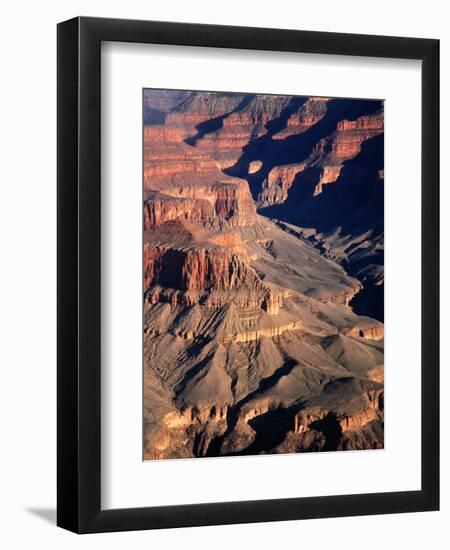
left=142, top=89, right=384, bottom=460
left=272, top=97, right=329, bottom=140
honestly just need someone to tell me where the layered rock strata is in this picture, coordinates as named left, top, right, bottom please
left=142, top=89, right=384, bottom=460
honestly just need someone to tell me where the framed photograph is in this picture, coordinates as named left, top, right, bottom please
left=57, top=17, right=439, bottom=533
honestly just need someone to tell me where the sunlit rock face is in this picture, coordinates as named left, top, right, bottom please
left=272, top=97, right=330, bottom=140
left=142, top=89, right=384, bottom=460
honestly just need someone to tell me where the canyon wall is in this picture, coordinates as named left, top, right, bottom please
left=142, top=89, right=384, bottom=460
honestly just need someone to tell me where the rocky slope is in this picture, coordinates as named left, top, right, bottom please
left=224, top=96, right=385, bottom=320
left=142, top=89, right=384, bottom=460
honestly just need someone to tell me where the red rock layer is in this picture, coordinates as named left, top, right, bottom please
left=145, top=179, right=256, bottom=227
left=143, top=125, right=188, bottom=144
left=273, top=97, right=330, bottom=140
left=312, top=112, right=384, bottom=194
left=144, top=93, right=259, bottom=228
left=144, top=244, right=261, bottom=292
left=258, top=110, right=384, bottom=205
left=144, top=192, right=215, bottom=230
left=142, top=90, right=384, bottom=461
left=190, top=94, right=302, bottom=170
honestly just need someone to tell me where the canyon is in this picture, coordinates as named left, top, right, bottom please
left=143, top=89, right=384, bottom=460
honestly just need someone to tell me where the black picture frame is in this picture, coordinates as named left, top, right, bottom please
left=57, top=16, right=439, bottom=533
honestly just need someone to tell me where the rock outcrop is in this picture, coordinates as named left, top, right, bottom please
left=142, top=89, right=384, bottom=460
left=144, top=243, right=261, bottom=292
left=310, top=112, right=384, bottom=195
left=144, top=192, right=215, bottom=230
left=166, top=92, right=246, bottom=130
left=258, top=163, right=307, bottom=207
left=257, top=110, right=384, bottom=206
left=272, top=97, right=329, bottom=140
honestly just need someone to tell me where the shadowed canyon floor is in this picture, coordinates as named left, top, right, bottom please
left=143, top=89, right=384, bottom=460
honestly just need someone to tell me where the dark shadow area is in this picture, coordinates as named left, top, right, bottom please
left=238, top=359, right=298, bottom=409
left=238, top=407, right=297, bottom=455
left=264, top=96, right=309, bottom=135
left=349, top=281, right=384, bottom=321
left=26, top=507, right=56, bottom=525
left=205, top=359, right=298, bottom=457
left=225, top=98, right=382, bottom=201
left=309, top=413, right=343, bottom=451
left=261, top=133, right=383, bottom=229
left=157, top=249, right=190, bottom=290
left=261, top=133, right=384, bottom=321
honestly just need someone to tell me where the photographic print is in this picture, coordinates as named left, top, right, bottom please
left=143, top=89, right=384, bottom=460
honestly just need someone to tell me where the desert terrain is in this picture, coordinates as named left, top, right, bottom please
left=143, top=90, right=384, bottom=459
